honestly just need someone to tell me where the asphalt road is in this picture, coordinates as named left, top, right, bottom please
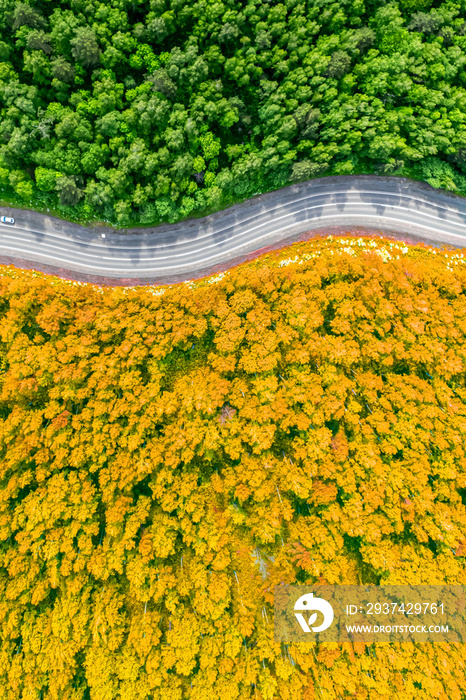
left=1, top=175, right=465, bottom=284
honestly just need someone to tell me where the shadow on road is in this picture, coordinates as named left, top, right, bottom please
left=1, top=175, right=465, bottom=280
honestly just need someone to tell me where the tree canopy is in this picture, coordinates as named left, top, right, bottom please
left=0, top=0, right=466, bottom=225
left=1, top=236, right=466, bottom=698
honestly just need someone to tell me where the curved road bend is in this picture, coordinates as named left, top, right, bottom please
left=0, top=175, right=465, bottom=285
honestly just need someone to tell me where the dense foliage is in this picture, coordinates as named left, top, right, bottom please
left=1, top=0, right=466, bottom=225
left=1, top=236, right=466, bottom=699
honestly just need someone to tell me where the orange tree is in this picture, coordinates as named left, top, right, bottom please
left=0, top=235, right=466, bottom=699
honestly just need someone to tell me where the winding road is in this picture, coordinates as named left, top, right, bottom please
left=1, top=175, right=466, bottom=285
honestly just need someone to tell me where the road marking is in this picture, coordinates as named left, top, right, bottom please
left=1, top=210, right=464, bottom=274
left=0, top=188, right=464, bottom=252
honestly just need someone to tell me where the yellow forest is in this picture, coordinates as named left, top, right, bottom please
left=0, top=235, right=465, bottom=700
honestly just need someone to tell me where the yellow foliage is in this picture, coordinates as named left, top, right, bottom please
left=0, top=235, right=466, bottom=698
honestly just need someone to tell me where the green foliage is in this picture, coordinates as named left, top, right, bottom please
left=70, top=27, right=101, bottom=67
left=56, top=175, right=83, bottom=205
left=14, top=179, right=33, bottom=199
left=35, top=166, right=61, bottom=192
left=416, top=156, right=460, bottom=190
left=0, top=0, right=466, bottom=226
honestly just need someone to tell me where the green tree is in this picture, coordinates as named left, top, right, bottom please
left=26, top=30, right=52, bottom=54
left=85, top=178, right=114, bottom=209
left=290, top=160, right=327, bottom=181
left=12, top=3, right=46, bottom=30
left=81, top=144, right=109, bottom=174
left=51, top=57, right=75, bottom=82
left=200, top=132, right=221, bottom=160
left=326, top=51, right=352, bottom=78
left=35, top=167, right=62, bottom=191
left=0, top=0, right=465, bottom=227
left=71, top=27, right=101, bottom=67
left=56, top=175, right=83, bottom=205
left=149, top=69, right=177, bottom=100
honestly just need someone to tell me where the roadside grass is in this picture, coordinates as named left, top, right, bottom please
left=1, top=164, right=465, bottom=231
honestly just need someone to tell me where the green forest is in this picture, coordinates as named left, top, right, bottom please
left=0, top=0, right=466, bottom=226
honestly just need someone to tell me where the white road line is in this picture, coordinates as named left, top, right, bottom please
left=0, top=188, right=464, bottom=251
left=1, top=211, right=464, bottom=273
left=1, top=179, right=465, bottom=278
